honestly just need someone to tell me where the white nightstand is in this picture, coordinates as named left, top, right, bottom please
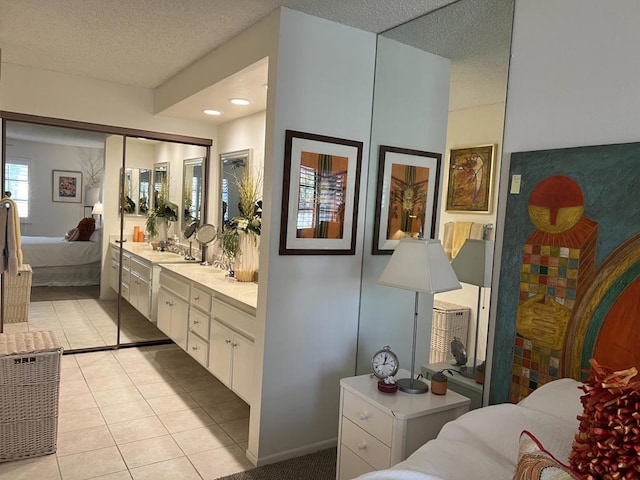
left=336, top=370, right=471, bottom=480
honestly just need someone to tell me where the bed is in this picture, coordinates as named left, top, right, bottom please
left=354, top=378, right=583, bottom=480
left=21, top=230, right=103, bottom=287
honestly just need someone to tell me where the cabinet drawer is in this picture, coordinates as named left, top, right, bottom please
left=111, top=246, right=121, bottom=262
left=130, top=256, right=151, bottom=280
left=189, top=307, right=210, bottom=339
left=211, top=298, right=255, bottom=340
left=341, top=418, right=391, bottom=470
left=187, top=332, right=209, bottom=367
left=339, top=444, right=375, bottom=480
left=191, top=287, right=211, bottom=313
left=159, top=270, right=190, bottom=300
left=342, top=390, right=393, bottom=446
left=120, top=282, right=130, bottom=301
left=121, top=267, right=130, bottom=286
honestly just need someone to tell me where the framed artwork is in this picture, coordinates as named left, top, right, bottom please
left=372, top=145, right=442, bottom=255
left=445, top=144, right=495, bottom=213
left=52, top=170, right=82, bottom=203
left=280, top=129, right=363, bottom=255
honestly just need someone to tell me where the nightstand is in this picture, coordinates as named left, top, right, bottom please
left=336, top=370, right=470, bottom=480
left=421, top=362, right=483, bottom=410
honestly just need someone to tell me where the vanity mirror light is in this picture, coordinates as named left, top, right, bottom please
left=121, top=168, right=151, bottom=216
left=182, top=157, right=205, bottom=229
left=220, top=149, right=251, bottom=230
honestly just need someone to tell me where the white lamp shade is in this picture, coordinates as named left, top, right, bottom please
left=451, top=239, right=494, bottom=287
left=378, top=238, right=461, bottom=294
left=91, top=202, right=104, bottom=215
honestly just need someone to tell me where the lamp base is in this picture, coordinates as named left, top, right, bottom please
left=459, top=366, right=476, bottom=379
left=396, top=377, right=429, bottom=394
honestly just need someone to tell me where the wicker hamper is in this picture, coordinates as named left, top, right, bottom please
left=0, top=331, right=63, bottom=462
left=429, top=300, right=470, bottom=364
left=2, top=264, right=32, bottom=323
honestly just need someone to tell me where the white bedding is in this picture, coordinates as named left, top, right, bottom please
left=355, top=379, right=583, bottom=480
left=21, top=235, right=102, bottom=268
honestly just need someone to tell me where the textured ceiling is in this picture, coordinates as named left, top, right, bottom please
left=0, top=0, right=454, bottom=89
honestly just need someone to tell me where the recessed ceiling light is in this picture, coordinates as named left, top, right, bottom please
left=203, top=109, right=222, bottom=116
left=229, top=98, right=250, bottom=106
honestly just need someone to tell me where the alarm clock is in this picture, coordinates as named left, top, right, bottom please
left=372, top=345, right=399, bottom=380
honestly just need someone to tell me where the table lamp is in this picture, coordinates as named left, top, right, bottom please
left=450, top=239, right=494, bottom=379
left=92, top=201, right=104, bottom=227
left=378, top=238, right=461, bottom=393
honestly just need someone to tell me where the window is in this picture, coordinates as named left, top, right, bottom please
left=4, top=158, right=30, bottom=223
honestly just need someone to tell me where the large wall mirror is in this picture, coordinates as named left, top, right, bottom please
left=153, top=162, right=168, bottom=210
left=182, top=157, right=205, bottom=229
left=357, top=0, right=514, bottom=409
left=121, top=168, right=151, bottom=216
left=220, top=149, right=250, bottom=230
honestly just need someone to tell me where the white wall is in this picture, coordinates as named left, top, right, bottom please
left=357, top=36, right=451, bottom=375
left=249, top=8, right=377, bottom=465
left=487, top=0, right=640, bottom=402
left=6, top=139, right=104, bottom=237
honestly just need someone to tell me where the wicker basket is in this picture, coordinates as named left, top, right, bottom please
left=0, top=331, right=63, bottom=462
left=429, top=300, right=470, bottom=364
left=2, top=264, right=32, bottom=323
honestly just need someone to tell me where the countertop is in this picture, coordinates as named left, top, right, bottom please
left=159, top=263, right=258, bottom=311
left=113, top=241, right=199, bottom=264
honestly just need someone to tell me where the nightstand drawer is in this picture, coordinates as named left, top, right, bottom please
left=341, top=418, right=391, bottom=470
left=339, top=443, right=375, bottom=480
left=343, top=390, right=393, bottom=445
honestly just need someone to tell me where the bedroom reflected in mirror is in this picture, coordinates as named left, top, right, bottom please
left=182, top=157, right=205, bottom=229
left=220, top=149, right=250, bottom=230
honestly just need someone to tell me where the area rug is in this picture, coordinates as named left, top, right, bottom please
left=216, top=448, right=337, bottom=480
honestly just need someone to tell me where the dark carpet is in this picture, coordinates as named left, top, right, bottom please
left=216, top=448, right=337, bottom=480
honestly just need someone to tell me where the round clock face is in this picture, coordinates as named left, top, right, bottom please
left=371, top=346, right=399, bottom=379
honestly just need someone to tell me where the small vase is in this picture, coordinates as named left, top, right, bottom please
left=156, top=217, right=168, bottom=241
left=235, top=231, right=259, bottom=282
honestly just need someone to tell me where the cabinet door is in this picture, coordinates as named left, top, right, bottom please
left=231, top=333, right=254, bottom=404
left=109, top=260, right=120, bottom=293
left=135, top=275, right=151, bottom=319
left=170, top=296, right=189, bottom=350
left=209, top=320, right=233, bottom=387
left=157, top=288, right=172, bottom=336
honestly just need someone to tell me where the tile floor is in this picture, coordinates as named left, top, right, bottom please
left=4, top=287, right=167, bottom=350
left=0, top=345, right=253, bottom=480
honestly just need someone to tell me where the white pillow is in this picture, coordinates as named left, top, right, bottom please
left=518, top=378, right=583, bottom=423
left=89, top=228, right=102, bottom=242
left=65, top=228, right=80, bottom=241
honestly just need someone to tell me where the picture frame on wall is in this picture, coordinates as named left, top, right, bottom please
left=52, top=170, right=82, bottom=203
left=372, top=145, right=442, bottom=255
left=445, top=144, right=495, bottom=213
left=280, top=129, right=363, bottom=255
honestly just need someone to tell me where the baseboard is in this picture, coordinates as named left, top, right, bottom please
left=251, top=437, right=337, bottom=467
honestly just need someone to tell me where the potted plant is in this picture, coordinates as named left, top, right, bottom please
left=221, top=170, right=262, bottom=281
left=146, top=178, right=178, bottom=241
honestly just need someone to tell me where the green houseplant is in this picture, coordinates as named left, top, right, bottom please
left=145, top=178, right=178, bottom=240
left=221, top=170, right=262, bottom=280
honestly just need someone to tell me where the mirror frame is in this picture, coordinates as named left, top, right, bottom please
left=121, top=167, right=151, bottom=217
left=152, top=162, right=169, bottom=211
left=220, top=148, right=251, bottom=231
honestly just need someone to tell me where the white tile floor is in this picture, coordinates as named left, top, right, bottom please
left=0, top=345, right=253, bottom=480
left=3, top=296, right=167, bottom=350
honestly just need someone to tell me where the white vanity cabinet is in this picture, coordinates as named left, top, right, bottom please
left=158, top=265, right=257, bottom=405
left=157, top=270, right=190, bottom=350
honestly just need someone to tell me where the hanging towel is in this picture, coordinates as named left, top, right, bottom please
left=470, top=222, right=485, bottom=241
left=452, top=222, right=473, bottom=258
left=442, top=222, right=454, bottom=259
left=0, top=198, right=21, bottom=275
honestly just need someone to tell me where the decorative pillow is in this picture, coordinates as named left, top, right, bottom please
left=569, top=358, right=640, bottom=479
left=65, top=228, right=80, bottom=241
left=513, top=430, right=580, bottom=480
left=89, top=228, right=102, bottom=242
left=76, top=217, right=96, bottom=241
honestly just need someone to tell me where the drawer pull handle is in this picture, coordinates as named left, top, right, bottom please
left=194, top=296, right=200, bottom=300
left=193, top=320, right=200, bottom=325
left=357, top=442, right=367, bottom=450
left=359, top=412, right=369, bottom=421
left=192, top=346, right=198, bottom=351
left=231, top=342, right=238, bottom=348
left=225, top=339, right=232, bottom=344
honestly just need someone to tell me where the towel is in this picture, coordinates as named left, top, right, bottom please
left=452, top=222, right=472, bottom=258
left=0, top=198, right=22, bottom=274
